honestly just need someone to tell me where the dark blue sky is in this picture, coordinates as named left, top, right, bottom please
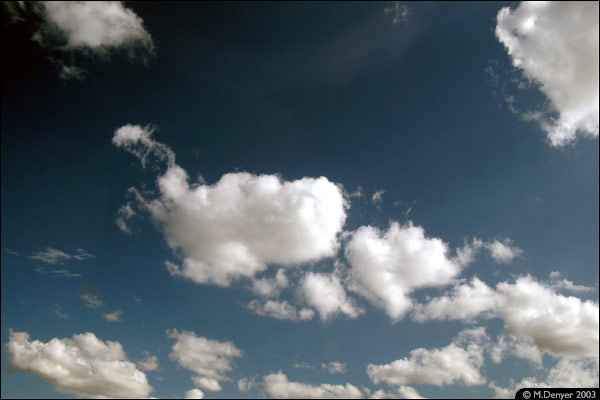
left=2, top=2, right=598, bottom=399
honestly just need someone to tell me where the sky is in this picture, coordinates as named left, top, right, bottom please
left=1, top=1, right=598, bottom=399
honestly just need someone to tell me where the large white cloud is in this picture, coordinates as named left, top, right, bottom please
left=497, top=276, right=599, bottom=358
left=263, top=371, right=363, bottom=399
left=344, top=221, right=463, bottom=321
left=495, top=2, right=599, bottom=146
left=412, top=275, right=599, bottom=359
left=367, top=328, right=489, bottom=387
left=114, top=124, right=348, bottom=287
left=39, top=1, right=154, bottom=54
left=300, top=272, right=363, bottom=320
left=5, top=330, right=153, bottom=398
left=167, top=329, right=242, bottom=392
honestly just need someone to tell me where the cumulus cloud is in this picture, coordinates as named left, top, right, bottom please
left=412, top=277, right=501, bottom=322
left=300, top=272, right=363, bottom=321
left=455, top=238, right=522, bottom=266
left=489, top=358, right=599, bottom=398
left=5, top=330, right=153, bottom=398
left=137, top=351, right=159, bottom=371
left=491, top=334, right=543, bottom=366
left=103, top=309, right=123, bottom=322
left=248, top=299, right=315, bottom=321
left=28, top=247, right=95, bottom=264
left=251, top=268, right=289, bottom=298
left=81, top=292, right=104, bottom=308
left=38, top=1, right=154, bottom=55
left=263, top=371, right=363, bottom=399
left=367, top=328, right=489, bottom=387
left=495, top=2, right=599, bottom=146
left=322, top=361, right=347, bottom=375
left=184, top=388, right=204, bottom=399
left=114, top=124, right=347, bottom=287
left=369, top=385, right=424, bottom=399
left=412, top=275, right=599, bottom=359
left=344, top=221, right=463, bottom=321
left=167, top=329, right=242, bottom=392
left=238, top=377, right=257, bottom=393
left=496, top=276, right=599, bottom=358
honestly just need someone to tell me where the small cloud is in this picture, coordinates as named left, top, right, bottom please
left=132, top=296, right=142, bottom=303
left=348, top=186, right=364, bottom=199
left=59, top=65, right=86, bottom=80
left=322, top=361, right=347, bottom=375
left=81, top=293, right=103, bottom=309
left=137, top=351, right=159, bottom=371
left=385, top=2, right=411, bottom=25
left=4, top=248, right=19, bottom=256
left=293, top=361, right=314, bottom=370
left=53, top=304, right=69, bottom=320
left=103, top=309, right=123, bottom=322
left=35, top=267, right=82, bottom=278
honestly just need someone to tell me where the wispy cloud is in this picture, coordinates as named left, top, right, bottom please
left=35, top=267, right=82, bottom=278
left=53, top=304, right=69, bottom=320
left=81, top=293, right=103, bottom=309
left=103, top=309, right=123, bottom=322
left=28, top=247, right=94, bottom=265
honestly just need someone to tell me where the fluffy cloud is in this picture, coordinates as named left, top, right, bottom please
left=263, top=371, right=363, bottom=399
left=489, top=358, right=599, bottom=398
left=322, top=361, right=347, bottom=375
left=413, top=275, right=599, bottom=359
left=184, top=388, right=204, bottom=399
left=412, top=277, right=501, bottom=322
left=81, top=292, right=104, bottom=308
left=455, top=238, right=522, bottom=266
left=28, top=247, right=95, bottom=264
left=5, top=330, right=153, bottom=398
left=491, top=334, right=543, bottom=366
left=114, top=124, right=347, bottom=287
left=137, top=351, right=159, bottom=371
left=238, top=377, right=257, bottom=393
left=167, top=329, right=242, bottom=392
left=369, top=386, right=424, bottom=399
left=496, top=2, right=599, bottom=146
left=251, top=268, right=289, bottom=298
left=344, top=221, right=463, bottom=321
left=300, top=272, right=363, bottom=320
left=103, top=309, right=123, bottom=322
left=497, top=276, right=599, bottom=358
left=39, top=1, right=154, bottom=55
left=248, top=299, right=315, bottom=321
left=368, top=328, right=489, bottom=387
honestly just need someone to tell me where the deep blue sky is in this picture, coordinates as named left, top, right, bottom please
left=2, top=2, right=598, bottom=399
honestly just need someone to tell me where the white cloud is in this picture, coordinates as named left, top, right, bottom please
left=39, top=1, right=154, bottom=54
left=412, top=277, right=501, bottom=322
left=137, top=351, right=159, bottom=371
left=495, top=2, right=599, bottom=146
left=28, top=247, right=94, bottom=264
left=481, top=239, right=522, bottom=264
left=53, top=304, right=69, bottom=320
left=263, top=371, right=363, bottom=399
left=5, top=330, right=153, bottom=398
left=81, top=293, right=104, bottom=308
left=549, top=271, right=595, bottom=293
left=489, top=358, right=599, bottom=398
left=238, top=377, right=257, bottom=393
left=300, top=272, right=363, bottom=321
left=103, top=309, right=123, bottom=322
left=251, top=268, right=289, bottom=298
left=496, top=276, right=599, bottom=358
left=413, top=275, right=599, bottom=359
left=167, top=329, right=242, bottom=392
left=367, top=328, right=489, bottom=387
left=371, top=189, right=385, bottom=206
left=344, top=221, right=463, bottom=321
left=491, top=334, right=543, bottom=366
left=248, top=299, right=315, bottom=321
left=322, top=361, right=347, bottom=375
left=185, top=388, right=205, bottom=399
left=385, top=2, right=411, bottom=25
left=35, top=267, right=82, bottom=278
left=370, top=386, right=424, bottom=399
left=116, top=203, right=136, bottom=234
left=114, top=124, right=347, bottom=287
